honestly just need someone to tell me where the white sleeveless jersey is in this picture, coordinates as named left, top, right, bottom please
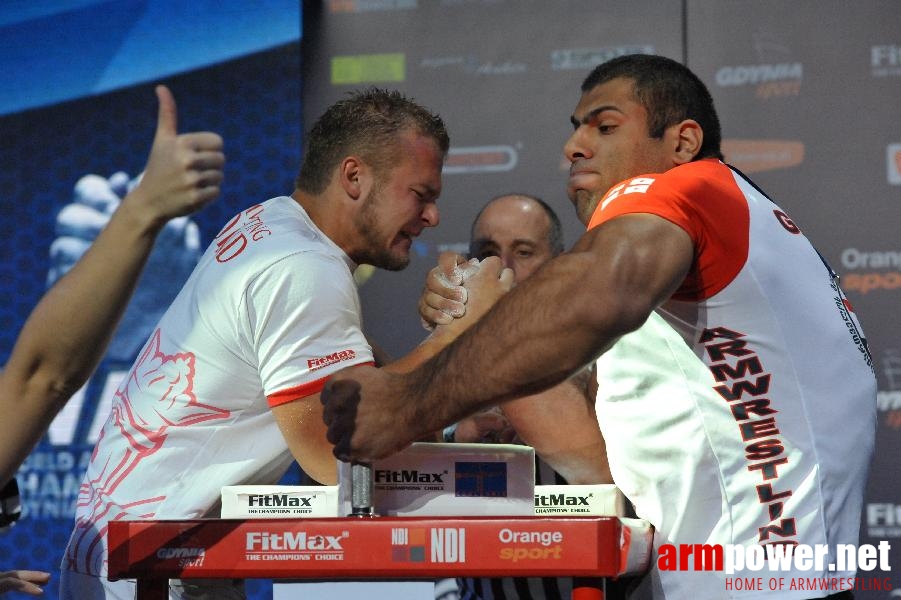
left=588, top=160, right=876, bottom=598
left=63, top=197, right=373, bottom=577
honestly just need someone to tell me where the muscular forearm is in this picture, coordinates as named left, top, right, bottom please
left=322, top=216, right=694, bottom=462
left=382, top=327, right=461, bottom=375
left=500, top=376, right=612, bottom=485
left=402, top=252, right=622, bottom=435
left=401, top=217, right=692, bottom=438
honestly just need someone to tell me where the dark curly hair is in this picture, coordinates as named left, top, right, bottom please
left=582, top=54, right=723, bottom=160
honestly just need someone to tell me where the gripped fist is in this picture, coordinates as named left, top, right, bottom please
left=418, top=252, right=469, bottom=330
left=321, top=365, right=417, bottom=463
left=431, top=256, right=513, bottom=340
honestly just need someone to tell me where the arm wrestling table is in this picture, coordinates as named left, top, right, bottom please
left=108, top=514, right=652, bottom=600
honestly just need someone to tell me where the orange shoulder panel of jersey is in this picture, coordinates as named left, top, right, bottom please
left=266, top=361, right=375, bottom=407
left=586, top=159, right=749, bottom=301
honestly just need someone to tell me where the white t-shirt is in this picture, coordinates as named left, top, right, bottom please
left=589, top=160, right=876, bottom=599
left=63, top=197, right=373, bottom=577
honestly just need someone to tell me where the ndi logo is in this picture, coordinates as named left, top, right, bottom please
left=392, top=527, right=427, bottom=562
left=431, top=527, right=466, bottom=563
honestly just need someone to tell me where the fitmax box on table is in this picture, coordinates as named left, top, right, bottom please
left=338, top=442, right=535, bottom=516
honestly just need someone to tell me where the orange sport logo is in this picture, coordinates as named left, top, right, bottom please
left=842, top=273, right=901, bottom=295
left=840, top=248, right=901, bottom=294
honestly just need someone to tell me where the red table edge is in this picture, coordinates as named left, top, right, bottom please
left=108, top=515, right=653, bottom=581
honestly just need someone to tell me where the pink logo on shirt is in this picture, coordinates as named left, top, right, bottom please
left=214, top=204, right=272, bottom=263
left=67, top=329, right=231, bottom=574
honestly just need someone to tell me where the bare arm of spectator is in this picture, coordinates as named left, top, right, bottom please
left=0, top=85, right=224, bottom=485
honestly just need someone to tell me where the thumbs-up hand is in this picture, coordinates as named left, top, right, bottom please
left=128, top=85, right=225, bottom=226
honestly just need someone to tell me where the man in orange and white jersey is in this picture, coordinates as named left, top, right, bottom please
left=323, top=55, right=876, bottom=600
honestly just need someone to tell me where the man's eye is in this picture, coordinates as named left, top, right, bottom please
left=478, top=250, right=499, bottom=260
left=598, top=125, right=615, bottom=134
left=516, top=250, right=534, bottom=258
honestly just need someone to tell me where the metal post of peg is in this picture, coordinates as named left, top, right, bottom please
left=350, top=462, right=375, bottom=517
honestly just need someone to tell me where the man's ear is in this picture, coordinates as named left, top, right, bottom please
left=672, top=119, right=703, bottom=164
left=338, top=156, right=370, bottom=200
